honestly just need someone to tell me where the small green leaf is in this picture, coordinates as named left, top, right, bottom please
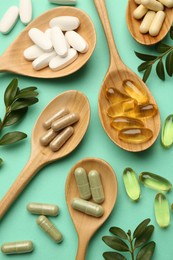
left=19, top=86, right=37, bottom=93
left=133, top=218, right=151, bottom=239
left=0, top=158, right=3, bottom=166
left=102, top=236, right=129, bottom=252
left=4, top=78, right=18, bottom=107
left=103, top=252, right=127, bottom=260
left=16, top=90, right=38, bottom=99
left=170, top=26, right=173, bottom=40
left=109, top=227, right=128, bottom=240
left=156, top=59, right=165, bottom=80
left=11, top=97, right=38, bottom=111
left=0, top=131, right=27, bottom=145
left=138, top=61, right=151, bottom=72
left=127, top=230, right=131, bottom=237
left=156, top=43, right=171, bottom=53
left=135, top=51, right=157, bottom=61
left=136, top=241, right=156, bottom=260
left=4, top=108, right=28, bottom=127
left=143, top=66, right=152, bottom=82
left=134, top=225, right=154, bottom=249
left=165, top=50, right=173, bottom=77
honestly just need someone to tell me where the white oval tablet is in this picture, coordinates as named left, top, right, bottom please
left=32, top=51, right=56, bottom=70
left=49, top=16, right=80, bottom=31
left=65, top=31, right=88, bottom=53
left=51, top=27, right=68, bottom=57
left=0, top=6, right=19, bottom=34
left=24, top=45, right=45, bottom=61
left=48, top=0, right=76, bottom=5
left=49, top=48, right=78, bottom=71
left=45, top=28, right=52, bottom=40
left=19, top=0, right=32, bottom=25
left=28, top=28, right=53, bottom=52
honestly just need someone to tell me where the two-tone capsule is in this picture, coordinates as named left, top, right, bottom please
left=1, top=241, right=34, bottom=255
left=74, top=167, right=91, bottom=200
left=154, top=193, right=170, bottom=228
left=27, top=202, right=59, bottom=216
left=123, top=167, right=141, bottom=201
left=161, top=114, right=173, bottom=148
left=88, top=170, right=104, bottom=203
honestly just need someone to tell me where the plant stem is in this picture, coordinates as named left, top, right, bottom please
left=128, top=232, right=135, bottom=260
left=151, top=46, right=173, bottom=65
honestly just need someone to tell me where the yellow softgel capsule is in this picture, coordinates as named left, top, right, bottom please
left=139, top=172, right=172, bottom=191
left=134, top=104, right=158, bottom=118
left=154, top=193, right=170, bottom=228
left=161, top=114, right=173, bottom=148
left=111, top=116, right=144, bottom=130
left=105, top=87, right=130, bottom=104
left=118, top=128, right=153, bottom=144
left=88, top=170, right=104, bottom=203
left=74, top=167, right=91, bottom=200
left=107, top=99, right=136, bottom=118
left=123, top=167, right=140, bottom=201
left=1, top=241, right=34, bottom=255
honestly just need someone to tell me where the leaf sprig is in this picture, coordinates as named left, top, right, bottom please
left=103, top=218, right=156, bottom=260
left=0, top=78, right=38, bottom=147
left=135, top=26, right=173, bottom=82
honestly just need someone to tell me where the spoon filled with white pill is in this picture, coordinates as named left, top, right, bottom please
left=65, top=158, right=118, bottom=260
left=126, top=0, right=173, bottom=45
left=0, top=90, right=90, bottom=220
left=0, top=7, right=96, bottom=78
left=94, top=0, right=160, bottom=152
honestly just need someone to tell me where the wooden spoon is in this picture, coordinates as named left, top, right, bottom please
left=0, top=7, right=96, bottom=78
left=65, top=158, right=118, bottom=260
left=0, top=90, right=90, bottom=219
left=94, top=0, right=160, bottom=152
left=126, top=0, right=173, bottom=45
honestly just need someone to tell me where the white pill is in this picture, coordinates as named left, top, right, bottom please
left=48, top=0, right=76, bottom=4
left=141, top=0, right=164, bottom=11
left=23, top=45, right=44, bottom=61
left=45, top=28, right=52, bottom=40
left=19, top=0, right=32, bottom=25
left=49, top=48, right=78, bottom=71
left=51, top=27, right=68, bottom=57
left=28, top=28, right=53, bottom=52
left=140, top=11, right=156, bottom=34
left=133, top=4, right=148, bottom=19
left=32, top=51, right=56, bottom=70
left=65, top=31, right=88, bottom=53
left=0, top=6, right=19, bottom=34
left=135, top=0, right=142, bottom=4
left=49, top=16, right=80, bottom=31
left=149, top=10, right=165, bottom=36
left=158, top=0, right=173, bottom=7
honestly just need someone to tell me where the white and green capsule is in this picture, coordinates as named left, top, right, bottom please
left=161, top=114, right=173, bottom=148
left=154, top=193, right=170, bottom=228
left=1, top=241, right=34, bottom=255
left=123, top=167, right=140, bottom=201
left=74, top=167, right=91, bottom=200
left=88, top=170, right=104, bottom=203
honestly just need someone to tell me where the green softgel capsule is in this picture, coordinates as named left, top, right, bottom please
left=123, top=167, right=140, bottom=201
left=74, top=167, right=91, bottom=200
left=139, top=172, right=172, bottom=192
left=27, top=202, right=59, bottom=216
left=154, top=193, right=170, bottom=228
left=161, top=114, right=173, bottom=148
left=88, top=170, right=104, bottom=203
left=1, top=241, right=34, bottom=255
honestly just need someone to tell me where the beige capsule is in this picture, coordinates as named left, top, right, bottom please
left=1, top=241, right=34, bottom=254
left=43, top=107, right=69, bottom=129
left=27, top=202, right=59, bottom=216
left=140, top=11, right=156, bottom=34
left=88, top=170, right=104, bottom=204
left=158, top=0, right=173, bottom=8
left=133, top=4, right=148, bottom=19
left=51, top=112, right=79, bottom=132
left=149, top=11, right=165, bottom=36
left=141, top=0, right=164, bottom=11
left=40, top=128, right=57, bottom=146
left=50, top=126, right=74, bottom=152
left=74, top=167, right=91, bottom=200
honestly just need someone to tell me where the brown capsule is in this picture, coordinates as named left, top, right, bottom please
left=43, top=107, right=69, bottom=129
left=40, top=129, right=57, bottom=146
left=51, top=112, right=79, bottom=131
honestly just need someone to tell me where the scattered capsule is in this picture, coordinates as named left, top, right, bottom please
left=149, top=10, right=165, bottom=36
left=43, top=107, right=69, bottom=130
left=27, top=202, right=59, bottom=216
left=107, top=99, right=136, bottom=118
left=133, top=4, right=148, bottom=20
left=134, top=103, right=158, bottom=118
left=37, top=215, right=63, bottom=243
left=1, top=241, right=34, bottom=255
left=40, top=128, right=57, bottom=146
left=158, top=0, right=173, bottom=8
left=105, top=87, right=130, bottom=104
left=74, top=167, right=91, bottom=200
left=141, top=0, right=164, bottom=11
left=123, top=80, right=149, bottom=104
left=51, top=112, right=79, bottom=131
left=111, top=116, right=144, bottom=130
left=119, top=128, right=153, bottom=144
left=161, top=114, right=173, bottom=148
left=123, top=168, right=141, bottom=201
left=140, top=11, right=156, bottom=34
left=139, top=172, right=172, bottom=191
left=71, top=198, right=104, bottom=218
left=88, top=170, right=104, bottom=204
left=154, top=193, right=170, bottom=228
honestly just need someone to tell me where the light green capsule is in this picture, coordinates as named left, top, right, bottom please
left=74, top=167, right=91, bottom=200
left=37, top=215, right=63, bottom=243
left=88, top=170, right=104, bottom=203
left=139, top=172, right=172, bottom=192
left=123, top=167, right=140, bottom=201
left=71, top=198, right=104, bottom=218
left=27, top=202, right=59, bottom=216
left=154, top=193, right=170, bottom=228
left=161, top=114, right=173, bottom=148
left=1, top=241, right=34, bottom=255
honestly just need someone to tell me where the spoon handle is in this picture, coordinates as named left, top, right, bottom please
left=76, top=233, right=90, bottom=260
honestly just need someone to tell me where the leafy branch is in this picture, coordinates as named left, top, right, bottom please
left=135, top=26, right=173, bottom=82
left=103, top=218, right=156, bottom=260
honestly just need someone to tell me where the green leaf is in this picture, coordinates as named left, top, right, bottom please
left=143, top=66, right=152, bottom=82
left=156, top=59, right=165, bottom=80
left=135, top=51, right=157, bottom=61
left=0, top=158, right=3, bottom=166
left=19, top=86, right=37, bottom=93
left=4, top=78, right=18, bottom=107
left=136, top=241, right=156, bottom=260
left=11, top=97, right=38, bottom=111
left=138, top=61, right=151, bottom=72
left=0, top=131, right=27, bottom=145
left=133, top=218, right=151, bottom=239
left=170, top=26, right=173, bottom=40
left=4, top=108, right=28, bottom=127
left=165, top=50, right=173, bottom=77
left=16, top=90, right=38, bottom=99
left=134, top=225, right=154, bottom=249
left=127, top=230, right=131, bottom=237
left=103, top=252, right=127, bottom=260
left=102, top=236, right=129, bottom=252
left=156, top=43, right=171, bottom=53
left=109, top=227, right=128, bottom=240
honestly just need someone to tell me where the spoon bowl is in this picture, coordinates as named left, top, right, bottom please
left=0, top=90, right=90, bottom=219
left=0, top=7, right=96, bottom=78
left=126, top=0, right=173, bottom=45
left=65, top=157, right=118, bottom=260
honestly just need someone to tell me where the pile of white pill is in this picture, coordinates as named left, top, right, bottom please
left=0, top=0, right=32, bottom=34
left=24, top=16, right=88, bottom=71
left=133, top=0, right=173, bottom=36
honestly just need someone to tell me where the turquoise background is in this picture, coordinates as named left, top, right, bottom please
left=0, top=0, right=173, bottom=259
